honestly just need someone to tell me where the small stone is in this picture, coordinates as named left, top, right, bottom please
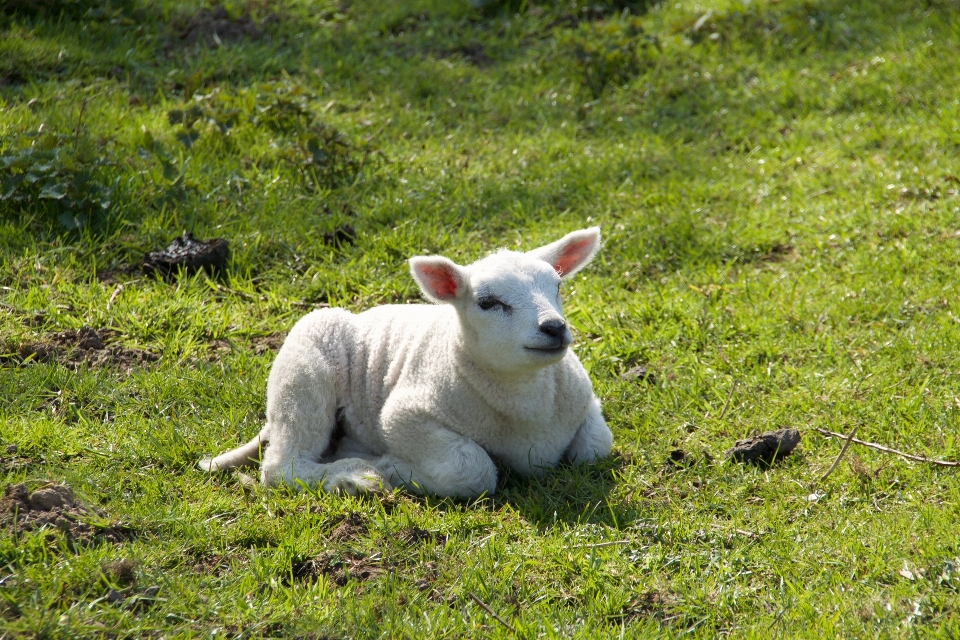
left=4, top=444, right=17, bottom=454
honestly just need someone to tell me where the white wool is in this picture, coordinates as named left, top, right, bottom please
left=200, top=227, right=613, bottom=497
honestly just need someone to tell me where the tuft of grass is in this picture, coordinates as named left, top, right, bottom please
left=2, top=0, right=960, bottom=636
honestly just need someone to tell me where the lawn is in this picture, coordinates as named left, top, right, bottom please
left=2, top=0, right=960, bottom=636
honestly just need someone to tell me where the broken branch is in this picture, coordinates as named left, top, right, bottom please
left=814, top=428, right=960, bottom=467
left=468, top=592, right=518, bottom=634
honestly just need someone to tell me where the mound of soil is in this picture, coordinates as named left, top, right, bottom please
left=174, top=6, right=264, bottom=47
left=142, top=232, right=229, bottom=277
left=291, top=551, right=382, bottom=586
left=725, top=428, right=801, bottom=465
left=6, top=327, right=158, bottom=371
left=328, top=513, right=367, bottom=542
left=0, top=482, right=132, bottom=545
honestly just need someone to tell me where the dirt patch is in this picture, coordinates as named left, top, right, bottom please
left=0, top=444, right=38, bottom=473
left=142, top=232, right=229, bottom=277
left=102, top=558, right=137, bottom=587
left=621, top=364, right=657, bottom=384
left=291, top=551, right=383, bottom=586
left=96, top=264, right=140, bottom=284
left=397, top=526, right=435, bottom=546
left=3, top=327, right=158, bottom=371
left=173, top=6, right=265, bottom=48
left=251, top=332, right=287, bottom=355
left=759, top=244, right=796, bottom=262
left=322, top=224, right=357, bottom=247
left=444, top=44, right=493, bottom=67
left=97, top=585, right=162, bottom=612
left=725, top=428, right=800, bottom=465
left=0, top=482, right=132, bottom=545
left=619, top=590, right=679, bottom=622
left=328, top=513, right=367, bottom=542
left=662, top=448, right=713, bottom=472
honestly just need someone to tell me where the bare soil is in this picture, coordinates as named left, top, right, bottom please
left=172, top=6, right=264, bottom=48
left=328, top=512, right=367, bottom=542
left=0, top=482, right=132, bottom=545
left=4, top=327, right=158, bottom=371
left=291, top=551, right=383, bottom=586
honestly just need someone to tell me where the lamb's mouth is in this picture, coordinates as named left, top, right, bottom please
left=524, top=344, right=568, bottom=355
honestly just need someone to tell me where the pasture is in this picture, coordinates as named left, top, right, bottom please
left=1, top=0, right=959, bottom=636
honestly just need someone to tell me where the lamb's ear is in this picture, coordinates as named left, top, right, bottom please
left=409, top=256, right=467, bottom=303
left=527, top=227, right=601, bottom=278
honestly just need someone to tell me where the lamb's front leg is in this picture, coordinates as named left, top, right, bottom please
left=563, top=397, right=613, bottom=464
left=375, top=399, right=498, bottom=498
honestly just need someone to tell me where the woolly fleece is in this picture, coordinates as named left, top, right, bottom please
left=199, top=228, right=612, bottom=497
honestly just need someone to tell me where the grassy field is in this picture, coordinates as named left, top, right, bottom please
left=2, top=0, right=960, bottom=636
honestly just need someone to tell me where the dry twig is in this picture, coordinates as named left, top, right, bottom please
left=818, top=425, right=859, bottom=483
left=814, top=428, right=960, bottom=467
left=571, top=539, right=633, bottom=549
left=718, top=379, right=738, bottom=421
left=468, top=592, right=518, bottom=634
left=107, top=284, right=123, bottom=310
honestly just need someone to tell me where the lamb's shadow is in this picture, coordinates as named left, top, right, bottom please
left=481, top=452, right=638, bottom=529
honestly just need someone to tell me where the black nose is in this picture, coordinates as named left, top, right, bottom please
left=539, top=319, right=566, bottom=338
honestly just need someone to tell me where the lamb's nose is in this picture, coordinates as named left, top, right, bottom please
left=539, top=319, right=566, bottom=338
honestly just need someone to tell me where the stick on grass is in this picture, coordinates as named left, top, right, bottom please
left=814, top=428, right=960, bottom=467
left=468, top=592, right=518, bottom=634
left=818, top=425, right=859, bottom=483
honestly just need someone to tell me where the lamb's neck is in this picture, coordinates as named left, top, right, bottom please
left=451, top=347, right=556, bottom=421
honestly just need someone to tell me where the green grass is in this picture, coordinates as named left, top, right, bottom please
left=2, top=0, right=960, bottom=636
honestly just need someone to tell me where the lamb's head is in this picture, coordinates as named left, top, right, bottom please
left=409, top=227, right=600, bottom=376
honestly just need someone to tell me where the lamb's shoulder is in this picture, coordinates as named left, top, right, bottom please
left=417, top=350, right=597, bottom=474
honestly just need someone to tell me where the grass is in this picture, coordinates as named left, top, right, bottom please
left=2, top=0, right=960, bottom=636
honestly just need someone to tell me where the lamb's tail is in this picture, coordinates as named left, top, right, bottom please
left=198, top=435, right=265, bottom=472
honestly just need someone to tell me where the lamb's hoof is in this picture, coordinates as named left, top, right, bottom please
left=323, top=468, right=392, bottom=496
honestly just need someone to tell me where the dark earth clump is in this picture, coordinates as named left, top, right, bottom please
left=142, top=232, right=229, bottom=277
left=291, top=551, right=382, bottom=586
left=174, top=6, right=264, bottom=48
left=662, top=448, right=713, bottom=472
left=0, top=482, right=132, bottom=545
left=4, top=327, right=158, bottom=370
left=322, top=224, right=357, bottom=247
left=725, top=428, right=801, bottom=465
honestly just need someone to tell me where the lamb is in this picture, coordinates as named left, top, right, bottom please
left=198, top=227, right=613, bottom=497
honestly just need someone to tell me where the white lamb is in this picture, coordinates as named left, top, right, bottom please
left=199, top=227, right=612, bottom=497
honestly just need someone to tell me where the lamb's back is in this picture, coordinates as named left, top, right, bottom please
left=343, top=304, right=457, bottom=435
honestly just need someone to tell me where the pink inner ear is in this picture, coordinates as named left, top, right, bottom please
left=554, top=238, right=595, bottom=275
left=419, top=264, right=459, bottom=299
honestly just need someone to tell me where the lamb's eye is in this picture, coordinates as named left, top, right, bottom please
left=477, top=296, right=506, bottom=311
